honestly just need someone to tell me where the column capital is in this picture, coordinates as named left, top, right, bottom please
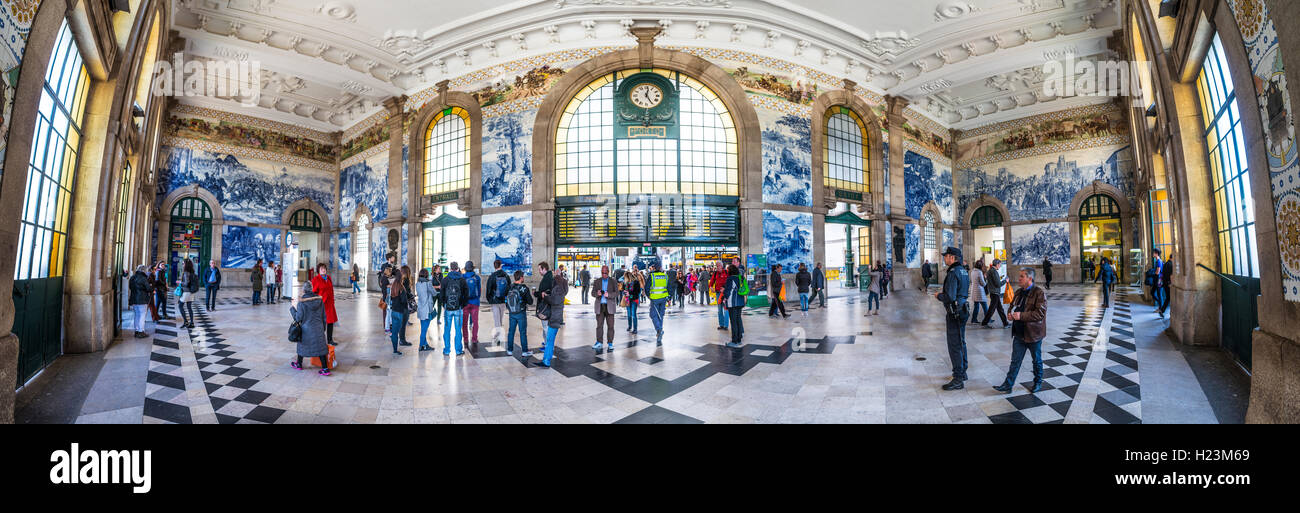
left=382, top=96, right=407, bottom=116
left=630, top=25, right=662, bottom=68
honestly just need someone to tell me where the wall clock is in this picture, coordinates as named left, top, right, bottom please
left=615, top=72, right=679, bottom=139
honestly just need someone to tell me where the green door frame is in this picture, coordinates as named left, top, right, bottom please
left=825, top=211, right=870, bottom=287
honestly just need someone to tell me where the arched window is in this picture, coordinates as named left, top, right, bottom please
left=14, top=21, right=91, bottom=281
left=424, top=107, right=470, bottom=194
left=172, top=197, right=212, bottom=220
left=355, top=214, right=370, bottom=272
left=1078, top=194, right=1120, bottom=218
left=114, top=162, right=133, bottom=274
left=1197, top=33, right=1258, bottom=278
left=970, top=205, right=1003, bottom=228
left=555, top=69, right=739, bottom=196
left=289, top=209, right=322, bottom=232
left=923, top=210, right=936, bottom=254
left=825, top=106, right=869, bottom=194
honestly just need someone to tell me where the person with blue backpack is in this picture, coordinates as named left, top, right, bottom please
left=1095, top=256, right=1117, bottom=308
left=486, top=259, right=511, bottom=344
left=439, top=262, right=469, bottom=355
left=461, top=261, right=483, bottom=345
left=504, top=270, right=532, bottom=357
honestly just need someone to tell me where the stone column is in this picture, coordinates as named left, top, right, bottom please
left=380, top=96, right=410, bottom=270
left=64, top=81, right=119, bottom=354
left=884, top=95, right=911, bottom=290
left=1166, top=81, right=1221, bottom=347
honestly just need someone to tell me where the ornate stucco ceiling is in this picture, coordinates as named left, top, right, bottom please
left=170, top=0, right=1122, bottom=133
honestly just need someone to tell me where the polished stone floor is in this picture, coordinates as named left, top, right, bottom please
left=15, top=280, right=1245, bottom=424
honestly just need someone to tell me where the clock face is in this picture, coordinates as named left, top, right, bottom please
left=629, top=83, right=663, bottom=109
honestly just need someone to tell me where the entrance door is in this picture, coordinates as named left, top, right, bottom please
left=13, top=24, right=92, bottom=386
left=1079, top=195, right=1124, bottom=281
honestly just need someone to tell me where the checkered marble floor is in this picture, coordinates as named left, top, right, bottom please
left=115, top=282, right=1184, bottom=424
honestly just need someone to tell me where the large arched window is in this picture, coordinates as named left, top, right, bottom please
left=923, top=210, right=936, bottom=254
left=825, top=106, right=869, bottom=194
left=1197, top=33, right=1258, bottom=279
left=355, top=214, right=370, bottom=273
left=14, top=21, right=90, bottom=282
left=554, top=69, right=739, bottom=197
left=424, top=107, right=470, bottom=194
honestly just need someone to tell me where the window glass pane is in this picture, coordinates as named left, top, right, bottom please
left=1197, top=32, right=1258, bottom=278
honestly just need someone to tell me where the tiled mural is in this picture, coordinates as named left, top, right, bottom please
left=481, top=212, right=533, bottom=275
left=955, top=106, right=1127, bottom=163
left=1229, top=0, right=1300, bottom=300
left=165, top=114, right=338, bottom=163
left=337, top=232, right=350, bottom=267
left=470, top=65, right=567, bottom=108
left=904, top=150, right=954, bottom=224
left=0, top=0, right=39, bottom=181
left=1010, top=222, right=1071, bottom=265
left=905, top=223, right=920, bottom=269
left=482, top=109, right=535, bottom=207
left=221, top=225, right=282, bottom=269
left=158, top=146, right=336, bottom=225
left=760, top=109, right=812, bottom=207
left=955, top=145, right=1134, bottom=222
left=340, top=122, right=388, bottom=161
left=340, top=154, right=388, bottom=228
left=763, top=210, right=813, bottom=272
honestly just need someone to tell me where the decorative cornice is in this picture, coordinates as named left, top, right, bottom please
left=163, top=136, right=338, bottom=171
left=343, top=110, right=392, bottom=142
left=959, top=134, right=1131, bottom=168
left=339, top=140, right=392, bottom=170
left=171, top=104, right=337, bottom=143
left=747, top=93, right=812, bottom=117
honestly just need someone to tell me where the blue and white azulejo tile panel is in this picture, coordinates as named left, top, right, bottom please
left=482, top=109, right=536, bottom=208
left=481, top=212, right=533, bottom=275
left=1010, top=222, right=1071, bottom=265
left=159, top=146, right=336, bottom=226
left=759, top=109, right=812, bottom=207
left=762, top=210, right=813, bottom=272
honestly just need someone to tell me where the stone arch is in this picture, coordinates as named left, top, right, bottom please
left=811, top=88, right=886, bottom=214
left=281, top=197, right=330, bottom=229
left=1068, top=181, right=1131, bottom=220
left=962, top=194, right=1010, bottom=228
left=160, top=185, right=226, bottom=224
left=406, top=91, right=483, bottom=213
left=531, top=46, right=763, bottom=205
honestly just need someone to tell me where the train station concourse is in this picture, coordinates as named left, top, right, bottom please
left=1, top=0, right=1298, bottom=426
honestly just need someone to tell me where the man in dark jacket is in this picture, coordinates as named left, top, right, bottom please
left=204, top=260, right=222, bottom=311
left=590, top=265, right=620, bottom=350
left=536, top=262, right=554, bottom=328
left=439, top=262, right=469, bottom=355
left=1095, top=257, right=1116, bottom=308
left=795, top=265, right=812, bottom=313
left=811, top=263, right=826, bottom=307
left=1042, top=258, right=1053, bottom=290
left=994, top=267, right=1048, bottom=393
left=154, top=264, right=170, bottom=319
left=579, top=265, right=591, bottom=305
left=981, top=259, right=1010, bottom=329
left=920, top=259, right=933, bottom=290
left=487, top=259, right=511, bottom=343
left=666, top=265, right=678, bottom=307
left=768, top=264, right=789, bottom=318
left=1156, top=254, right=1172, bottom=317
left=129, top=265, right=154, bottom=338
left=936, top=247, right=971, bottom=390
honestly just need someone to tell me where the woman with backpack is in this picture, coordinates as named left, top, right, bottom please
left=290, top=280, right=331, bottom=376
left=129, top=265, right=154, bottom=338
left=350, top=264, right=361, bottom=294
left=178, top=260, right=199, bottom=328
left=416, top=268, right=437, bottom=352
left=624, top=268, right=643, bottom=334
left=388, top=271, right=412, bottom=355
left=537, top=268, right=568, bottom=368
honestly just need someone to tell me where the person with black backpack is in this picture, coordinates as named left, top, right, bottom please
left=504, top=270, right=533, bottom=357
left=461, top=261, right=483, bottom=345
left=486, top=259, right=511, bottom=344
left=1096, top=257, right=1117, bottom=308
left=440, top=262, right=469, bottom=356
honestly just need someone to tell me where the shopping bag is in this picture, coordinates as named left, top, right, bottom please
left=1003, top=283, right=1014, bottom=304
left=311, top=345, right=336, bottom=369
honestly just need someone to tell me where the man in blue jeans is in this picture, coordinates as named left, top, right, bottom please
left=440, top=262, right=468, bottom=355
left=504, top=271, right=532, bottom=356
left=994, top=268, right=1048, bottom=393
left=204, top=260, right=222, bottom=310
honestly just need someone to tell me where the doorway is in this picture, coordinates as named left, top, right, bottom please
left=1079, top=194, right=1124, bottom=281
left=557, top=245, right=738, bottom=305
left=286, top=208, right=323, bottom=296
left=167, top=198, right=213, bottom=291
left=421, top=203, right=470, bottom=272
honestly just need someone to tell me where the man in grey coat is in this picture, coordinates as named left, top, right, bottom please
left=290, top=281, right=331, bottom=375
left=590, top=265, right=621, bottom=351
left=811, top=263, right=826, bottom=308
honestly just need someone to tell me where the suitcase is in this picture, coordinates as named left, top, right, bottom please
left=311, top=345, right=336, bottom=369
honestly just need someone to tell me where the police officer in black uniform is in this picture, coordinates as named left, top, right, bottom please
left=935, top=247, right=971, bottom=390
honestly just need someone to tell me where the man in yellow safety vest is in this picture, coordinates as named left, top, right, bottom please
left=647, top=262, right=670, bottom=344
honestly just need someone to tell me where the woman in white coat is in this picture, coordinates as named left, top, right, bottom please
left=969, top=260, right=988, bottom=325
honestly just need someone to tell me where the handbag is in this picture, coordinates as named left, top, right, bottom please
left=535, top=300, right=551, bottom=321
left=288, top=320, right=302, bottom=342
left=378, top=296, right=387, bottom=310
left=174, top=285, right=183, bottom=297
left=1003, top=283, right=1014, bottom=304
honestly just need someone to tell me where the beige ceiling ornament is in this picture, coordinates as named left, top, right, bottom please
left=934, top=1, right=978, bottom=21
left=694, top=20, right=709, bottom=39
left=859, top=31, right=921, bottom=59
left=316, top=1, right=358, bottom=22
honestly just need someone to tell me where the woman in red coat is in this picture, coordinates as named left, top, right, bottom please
left=310, top=262, right=339, bottom=346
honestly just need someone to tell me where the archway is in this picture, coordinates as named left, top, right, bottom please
left=970, top=205, right=1007, bottom=265
left=1078, top=193, right=1124, bottom=281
